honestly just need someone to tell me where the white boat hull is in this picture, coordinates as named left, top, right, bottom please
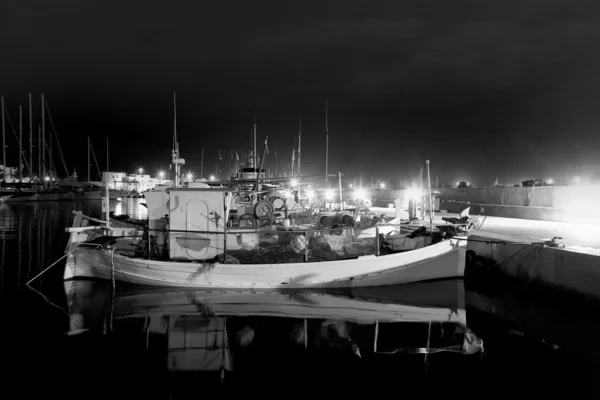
left=64, top=237, right=466, bottom=289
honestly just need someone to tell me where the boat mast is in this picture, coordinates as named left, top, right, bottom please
left=105, top=137, right=110, bottom=225
left=325, top=100, right=329, bottom=208
left=325, top=100, right=328, bottom=191
left=298, top=116, right=301, bottom=177
left=37, top=125, right=41, bottom=178
left=28, top=93, right=32, bottom=177
left=41, top=93, right=45, bottom=178
left=1, top=96, right=5, bottom=178
left=253, top=114, right=257, bottom=172
left=19, top=106, right=22, bottom=180
left=200, top=148, right=204, bottom=179
left=171, top=92, right=184, bottom=187
left=426, top=160, right=433, bottom=231
left=87, top=136, right=90, bottom=182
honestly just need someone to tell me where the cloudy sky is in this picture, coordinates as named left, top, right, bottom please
left=2, top=0, right=600, bottom=186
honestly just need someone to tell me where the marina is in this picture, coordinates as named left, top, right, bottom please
left=2, top=0, right=600, bottom=396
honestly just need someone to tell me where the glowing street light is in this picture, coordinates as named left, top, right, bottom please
left=290, top=178, right=298, bottom=187
left=187, top=172, right=193, bottom=181
left=138, top=167, right=143, bottom=175
left=380, top=182, right=386, bottom=189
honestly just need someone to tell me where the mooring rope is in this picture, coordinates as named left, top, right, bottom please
left=25, top=248, right=77, bottom=285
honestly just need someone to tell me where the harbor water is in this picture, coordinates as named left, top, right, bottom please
left=0, top=199, right=599, bottom=398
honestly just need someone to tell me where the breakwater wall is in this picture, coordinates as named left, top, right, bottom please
left=367, top=185, right=600, bottom=225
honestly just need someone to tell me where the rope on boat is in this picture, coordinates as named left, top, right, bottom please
left=25, top=249, right=76, bottom=285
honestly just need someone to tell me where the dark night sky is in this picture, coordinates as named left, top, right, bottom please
left=2, top=0, right=600, bottom=187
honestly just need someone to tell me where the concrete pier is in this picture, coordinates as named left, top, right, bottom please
left=369, top=206, right=600, bottom=301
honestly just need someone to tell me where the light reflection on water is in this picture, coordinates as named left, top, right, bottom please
left=0, top=198, right=146, bottom=292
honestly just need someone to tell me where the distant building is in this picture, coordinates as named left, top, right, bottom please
left=102, top=172, right=161, bottom=192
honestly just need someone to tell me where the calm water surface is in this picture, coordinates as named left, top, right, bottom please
left=0, top=199, right=599, bottom=398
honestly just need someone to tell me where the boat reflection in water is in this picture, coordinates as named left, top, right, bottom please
left=64, top=279, right=483, bottom=396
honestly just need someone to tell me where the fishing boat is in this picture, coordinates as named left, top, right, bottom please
left=63, top=179, right=471, bottom=289
left=61, top=96, right=472, bottom=290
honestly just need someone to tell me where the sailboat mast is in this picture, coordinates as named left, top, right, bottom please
left=298, top=116, right=301, bottom=177
left=200, top=148, right=204, bottom=179
left=253, top=115, right=257, bottom=170
left=171, top=92, right=183, bottom=187
left=41, top=93, right=45, bottom=178
left=325, top=100, right=329, bottom=192
left=87, top=136, right=90, bottom=182
left=105, top=137, right=110, bottom=224
left=19, top=106, right=22, bottom=180
left=28, top=93, right=32, bottom=177
left=38, top=125, right=41, bottom=177
left=1, top=97, right=5, bottom=177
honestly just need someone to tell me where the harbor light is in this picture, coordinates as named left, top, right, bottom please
left=187, top=172, right=193, bottom=181
left=353, top=188, right=366, bottom=200
left=138, top=167, right=143, bottom=175
left=406, top=188, right=422, bottom=200
left=210, top=175, right=215, bottom=181
left=44, top=176, right=50, bottom=182
left=380, top=182, right=386, bottom=189
left=158, top=171, right=165, bottom=179
left=547, top=178, right=554, bottom=184
left=290, top=178, right=298, bottom=187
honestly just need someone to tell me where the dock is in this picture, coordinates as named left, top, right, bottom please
left=370, top=206, right=600, bottom=301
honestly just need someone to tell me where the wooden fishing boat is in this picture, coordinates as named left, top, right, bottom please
left=63, top=185, right=469, bottom=289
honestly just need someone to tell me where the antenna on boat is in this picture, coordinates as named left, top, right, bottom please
left=171, top=92, right=185, bottom=187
